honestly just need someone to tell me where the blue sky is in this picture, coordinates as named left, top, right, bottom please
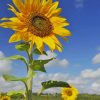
left=0, top=0, right=100, bottom=94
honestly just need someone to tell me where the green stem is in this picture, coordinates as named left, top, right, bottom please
left=26, top=47, right=33, bottom=100
left=27, top=67, right=33, bottom=100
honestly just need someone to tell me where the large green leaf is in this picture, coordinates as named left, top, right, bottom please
left=31, top=58, right=54, bottom=72
left=34, top=58, right=54, bottom=65
left=33, top=64, right=46, bottom=72
left=3, top=74, right=28, bottom=83
left=33, top=48, right=47, bottom=55
left=7, top=90, right=25, bottom=96
left=0, top=55, right=28, bottom=67
left=15, top=42, right=30, bottom=51
left=41, top=80, right=70, bottom=90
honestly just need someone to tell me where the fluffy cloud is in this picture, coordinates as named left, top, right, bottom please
left=81, top=68, right=100, bottom=78
left=0, top=51, right=12, bottom=75
left=0, top=51, right=100, bottom=95
left=32, top=68, right=100, bottom=94
left=0, top=68, right=100, bottom=94
left=91, top=81, right=100, bottom=94
left=92, top=53, right=100, bottom=64
left=38, top=51, right=69, bottom=68
left=0, top=76, right=24, bottom=92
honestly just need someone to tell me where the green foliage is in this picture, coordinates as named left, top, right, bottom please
left=7, top=90, right=25, bottom=96
left=32, top=64, right=46, bottom=72
left=0, top=55, right=28, bottom=68
left=31, top=58, right=54, bottom=72
left=3, top=74, right=28, bottom=83
left=33, top=48, right=47, bottom=55
left=41, top=80, right=70, bottom=91
left=10, top=94, right=100, bottom=100
left=15, top=42, right=30, bottom=51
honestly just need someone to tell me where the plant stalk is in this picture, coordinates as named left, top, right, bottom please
left=26, top=47, right=33, bottom=100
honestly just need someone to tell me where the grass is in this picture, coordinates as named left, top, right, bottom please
left=11, top=94, right=100, bottom=100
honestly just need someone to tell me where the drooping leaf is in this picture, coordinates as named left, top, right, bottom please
left=33, top=48, right=47, bottom=55
left=41, top=80, right=70, bottom=91
left=3, top=74, right=28, bottom=83
left=0, top=55, right=28, bottom=67
left=15, top=42, right=30, bottom=51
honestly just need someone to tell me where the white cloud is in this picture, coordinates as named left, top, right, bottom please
left=0, top=51, right=12, bottom=74
left=81, top=68, right=100, bottom=78
left=92, top=53, right=100, bottom=64
left=45, top=59, right=69, bottom=68
left=0, top=68, right=100, bottom=94
left=38, top=51, right=69, bottom=68
left=0, top=51, right=100, bottom=95
left=32, top=68, right=100, bottom=94
left=0, top=76, right=24, bottom=92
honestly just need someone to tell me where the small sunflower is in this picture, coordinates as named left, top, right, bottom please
left=0, top=0, right=71, bottom=52
left=61, top=85, right=79, bottom=100
left=1, top=96, right=11, bottom=100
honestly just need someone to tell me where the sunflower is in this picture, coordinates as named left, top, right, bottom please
left=1, top=96, right=11, bottom=100
left=61, top=85, right=79, bottom=100
left=0, top=0, right=71, bottom=52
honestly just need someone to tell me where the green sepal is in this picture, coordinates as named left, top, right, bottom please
left=31, top=58, right=54, bottom=72
left=15, top=42, right=30, bottom=51
left=41, top=80, right=70, bottom=92
left=33, top=48, right=47, bottom=55
left=3, top=74, right=28, bottom=83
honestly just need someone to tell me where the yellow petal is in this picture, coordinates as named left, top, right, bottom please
left=38, top=43, right=44, bottom=53
left=50, top=16, right=68, bottom=24
left=8, top=4, right=23, bottom=19
left=1, top=17, right=22, bottom=23
left=53, top=28, right=72, bottom=36
left=50, top=16, right=69, bottom=27
left=0, top=22, right=25, bottom=31
left=56, top=45, right=62, bottom=52
left=43, top=36, right=55, bottom=50
left=46, top=1, right=59, bottom=17
left=40, top=0, right=53, bottom=14
left=24, top=0, right=33, bottom=11
left=35, top=37, right=43, bottom=49
left=48, top=8, right=62, bottom=18
left=51, top=35, right=63, bottom=48
left=12, top=0, right=25, bottom=12
left=9, top=33, right=21, bottom=43
left=31, top=0, right=42, bottom=12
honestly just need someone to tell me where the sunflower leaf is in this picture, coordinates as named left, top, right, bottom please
left=32, top=64, right=46, bottom=72
left=3, top=74, right=28, bottom=83
left=7, top=90, right=25, bottom=96
left=0, top=55, right=28, bottom=66
left=15, top=42, right=30, bottom=51
left=38, top=80, right=70, bottom=95
left=33, top=48, right=47, bottom=55
left=31, top=58, right=54, bottom=72
left=33, top=58, right=54, bottom=65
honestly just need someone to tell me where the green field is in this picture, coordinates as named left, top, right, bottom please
left=11, top=94, right=100, bottom=100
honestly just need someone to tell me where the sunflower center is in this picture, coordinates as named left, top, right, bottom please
left=27, top=13, right=53, bottom=37
left=32, top=16, right=47, bottom=30
left=66, top=90, right=72, bottom=96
